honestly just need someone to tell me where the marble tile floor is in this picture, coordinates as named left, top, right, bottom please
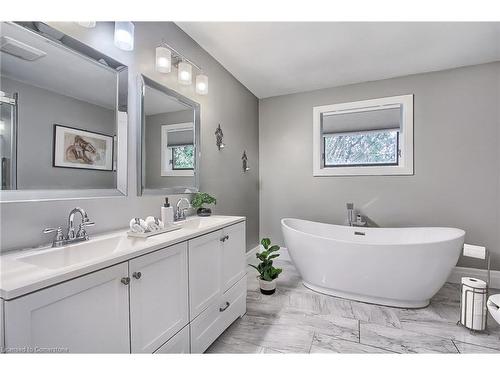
left=207, top=260, right=500, bottom=354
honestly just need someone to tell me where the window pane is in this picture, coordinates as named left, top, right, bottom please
left=172, top=145, right=194, bottom=170
left=324, top=130, right=398, bottom=167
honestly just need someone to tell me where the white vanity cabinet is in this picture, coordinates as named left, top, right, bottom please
left=1, top=217, right=247, bottom=354
left=4, top=263, right=131, bottom=353
left=129, top=242, right=189, bottom=353
left=189, top=222, right=247, bottom=353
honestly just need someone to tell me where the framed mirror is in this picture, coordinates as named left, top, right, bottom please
left=0, top=22, right=128, bottom=202
left=138, top=75, right=200, bottom=195
left=313, top=95, right=413, bottom=176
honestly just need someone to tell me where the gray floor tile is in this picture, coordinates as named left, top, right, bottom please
left=311, top=333, right=395, bottom=354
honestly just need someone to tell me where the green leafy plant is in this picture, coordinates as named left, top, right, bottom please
left=250, top=238, right=283, bottom=281
left=191, top=192, right=217, bottom=209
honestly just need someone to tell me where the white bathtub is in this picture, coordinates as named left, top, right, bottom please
left=281, top=218, right=465, bottom=308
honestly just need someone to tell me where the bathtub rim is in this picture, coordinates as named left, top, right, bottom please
left=281, top=217, right=465, bottom=247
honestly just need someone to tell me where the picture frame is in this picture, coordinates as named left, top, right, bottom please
left=53, top=124, right=114, bottom=171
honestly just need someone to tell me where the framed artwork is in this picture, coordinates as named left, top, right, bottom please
left=53, top=124, right=114, bottom=171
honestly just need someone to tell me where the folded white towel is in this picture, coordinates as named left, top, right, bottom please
left=129, top=218, right=148, bottom=233
left=145, top=216, right=164, bottom=232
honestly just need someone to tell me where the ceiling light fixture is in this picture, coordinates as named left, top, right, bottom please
left=195, top=74, right=208, bottom=95
left=155, top=46, right=172, bottom=73
left=114, top=22, right=134, bottom=51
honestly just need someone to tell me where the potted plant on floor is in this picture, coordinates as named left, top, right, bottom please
left=191, top=192, right=217, bottom=217
left=250, top=238, right=282, bottom=295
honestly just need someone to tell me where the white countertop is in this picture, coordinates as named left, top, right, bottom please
left=0, top=215, right=245, bottom=300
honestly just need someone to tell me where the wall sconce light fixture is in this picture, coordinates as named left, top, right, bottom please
left=114, top=22, right=135, bottom=51
left=195, top=74, right=209, bottom=95
left=242, top=151, right=250, bottom=172
left=215, top=124, right=225, bottom=150
left=178, top=61, right=193, bottom=85
left=155, top=46, right=172, bottom=73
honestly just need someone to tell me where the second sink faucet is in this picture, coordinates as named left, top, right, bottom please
left=175, top=198, right=191, bottom=221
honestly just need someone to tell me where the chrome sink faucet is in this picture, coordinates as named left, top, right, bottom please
left=175, top=198, right=191, bottom=221
left=43, top=207, right=95, bottom=247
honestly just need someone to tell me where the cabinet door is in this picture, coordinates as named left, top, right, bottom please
left=188, top=230, right=222, bottom=320
left=129, top=243, right=189, bottom=353
left=4, top=263, right=130, bottom=353
left=0, top=299, right=4, bottom=353
left=221, top=222, right=246, bottom=292
left=154, top=325, right=190, bottom=354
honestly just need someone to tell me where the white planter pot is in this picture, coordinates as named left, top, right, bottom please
left=258, top=278, right=276, bottom=295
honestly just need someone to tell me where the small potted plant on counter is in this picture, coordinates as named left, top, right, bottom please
left=250, top=238, right=282, bottom=295
left=191, top=192, right=217, bottom=217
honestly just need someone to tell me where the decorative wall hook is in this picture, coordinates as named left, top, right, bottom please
left=215, top=124, right=225, bottom=150
left=242, top=150, right=250, bottom=172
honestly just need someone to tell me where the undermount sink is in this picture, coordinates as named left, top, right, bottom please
left=18, top=235, right=126, bottom=270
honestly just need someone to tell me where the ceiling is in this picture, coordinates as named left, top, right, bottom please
left=177, top=22, right=500, bottom=99
left=1, top=22, right=117, bottom=109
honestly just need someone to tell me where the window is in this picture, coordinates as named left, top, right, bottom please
left=171, top=144, right=194, bottom=170
left=313, top=95, right=413, bottom=176
left=323, top=129, right=399, bottom=167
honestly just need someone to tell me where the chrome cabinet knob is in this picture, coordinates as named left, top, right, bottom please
left=132, top=272, right=142, bottom=279
left=121, top=277, right=130, bottom=285
left=220, top=235, right=229, bottom=242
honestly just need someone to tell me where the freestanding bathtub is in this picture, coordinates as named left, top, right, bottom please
left=281, top=218, right=465, bottom=308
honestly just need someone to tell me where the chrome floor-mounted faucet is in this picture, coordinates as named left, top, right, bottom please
left=346, top=202, right=367, bottom=227
left=43, top=207, right=95, bottom=247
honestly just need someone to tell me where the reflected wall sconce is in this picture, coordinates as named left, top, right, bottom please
left=215, top=124, right=225, bottom=150
left=114, top=22, right=134, bottom=51
left=154, top=41, right=208, bottom=95
left=77, top=22, right=96, bottom=28
left=242, top=151, right=250, bottom=172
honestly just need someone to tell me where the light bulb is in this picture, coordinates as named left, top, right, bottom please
left=114, top=22, right=134, bottom=51
left=155, top=46, right=171, bottom=73
left=178, top=61, right=192, bottom=85
left=195, top=74, right=208, bottom=95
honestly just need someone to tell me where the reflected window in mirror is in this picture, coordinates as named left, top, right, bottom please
left=313, top=95, right=413, bottom=176
left=139, top=76, right=200, bottom=195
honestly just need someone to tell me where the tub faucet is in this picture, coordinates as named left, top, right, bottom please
left=346, top=203, right=367, bottom=227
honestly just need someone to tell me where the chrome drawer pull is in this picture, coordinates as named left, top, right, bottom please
left=132, top=272, right=142, bottom=279
left=220, top=235, right=229, bottom=242
left=219, top=301, right=230, bottom=312
left=121, top=277, right=130, bottom=285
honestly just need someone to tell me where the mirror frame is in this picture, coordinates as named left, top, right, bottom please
left=137, top=75, right=200, bottom=196
left=0, top=22, right=128, bottom=203
left=312, top=94, right=414, bottom=177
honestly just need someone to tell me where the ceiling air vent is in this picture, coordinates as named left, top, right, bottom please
left=0, top=36, right=47, bottom=61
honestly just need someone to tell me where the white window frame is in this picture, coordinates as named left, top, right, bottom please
left=160, top=122, right=195, bottom=177
left=313, top=94, right=414, bottom=176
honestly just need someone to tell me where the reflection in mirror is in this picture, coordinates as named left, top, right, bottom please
left=0, top=22, right=128, bottom=201
left=140, top=75, right=199, bottom=195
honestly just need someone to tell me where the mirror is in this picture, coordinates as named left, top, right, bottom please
left=138, top=75, right=200, bottom=195
left=0, top=22, right=128, bottom=201
left=313, top=95, right=413, bottom=176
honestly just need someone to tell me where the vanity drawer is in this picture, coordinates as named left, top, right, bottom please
left=154, top=324, right=190, bottom=354
left=190, top=275, right=247, bottom=353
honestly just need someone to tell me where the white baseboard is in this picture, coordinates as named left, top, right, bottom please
left=447, top=266, right=500, bottom=289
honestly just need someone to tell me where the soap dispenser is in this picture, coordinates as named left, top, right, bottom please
left=161, top=197, right=174, bottom=226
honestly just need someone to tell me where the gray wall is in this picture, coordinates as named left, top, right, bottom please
left=0, top=22, right=259, bottom=253
left=2, top=77, right=116, bottom=189
left=259, top=62, right=500, bottom=270
left=145, top=109, right=194, bottom=189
